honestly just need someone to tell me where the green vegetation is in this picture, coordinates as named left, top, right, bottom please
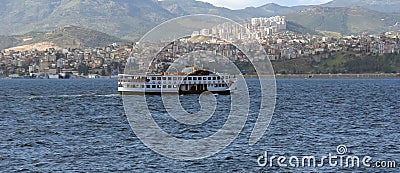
left=0, top=26, right=129, bottom=50
left=271, top=52, right=400, bottom=74
left=345, top=55, right=400, bottom=73
left=286, top=6, right=399, bottom=35
left=323, top=0, right=400, bottom=13
left=318, top=30, right=342, bottom=38
left=0, top=36, right=16, bottom=50
left=77, top=64, right=89, bottom=75
left=315, top=52, right=350, bottom=73
left=286, top=21, right=317, bottom=35
left=1, top=0, right=399, bottom=42
left=272, top=58, right=314, bottom=74
left=0, top=0, right=175, bottom=40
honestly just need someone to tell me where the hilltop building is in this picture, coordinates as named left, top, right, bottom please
left=248, top=16, right=287, bottom=40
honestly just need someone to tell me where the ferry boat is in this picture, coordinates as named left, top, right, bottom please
left=118, top=67, right=236, bottom=95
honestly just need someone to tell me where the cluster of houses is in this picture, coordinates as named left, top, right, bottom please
left=263, top=31, right=400, bottom=61
left=1, top=15, right=399, bottom=78
left=192, top=16, right=399, bottom=61
left=0, top=43, right=132, bottom=78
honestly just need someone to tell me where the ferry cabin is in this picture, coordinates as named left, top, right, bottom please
left=118, top=73, right=234, bottom=95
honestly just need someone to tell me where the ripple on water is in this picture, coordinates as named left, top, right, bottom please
left=0, top=78, right=399, bottom=172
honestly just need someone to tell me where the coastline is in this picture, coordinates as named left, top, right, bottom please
left=244, top=73, right=400, bottom=79
left=2, top=73, right=400, bottom=79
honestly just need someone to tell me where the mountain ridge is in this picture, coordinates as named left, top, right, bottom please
left=322, top=0, right=400, bottom=13
left=286, top=6, right=400, bottom=34
left=0, top=0, right=399, bottom=46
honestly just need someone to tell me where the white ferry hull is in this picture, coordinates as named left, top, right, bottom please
left=118, top=87, right=231, bottom=95
left=118, top=68, right=235, bottom=95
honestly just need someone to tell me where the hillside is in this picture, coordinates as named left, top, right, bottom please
left=316, top=52, right=400, bottom=74
left=240, top=3, right=311, bottom=17
left=159, top=1, right=311, bottom=22
left=0, top=26, right=128, bottom=50
left=0, top=36, right=17, bottom=50
left=272, top=52, right=400, bottom=74
left=286, top=6, right=400, bottom=34
left=0, top=0, right=175, bottom=40
left=159, top=0, right=244, bottom=20
left=0, top=0, right=399, bottom=43
left=0, top=0, right=316, bottom=42
left=323, top=0, right=400, bottom=13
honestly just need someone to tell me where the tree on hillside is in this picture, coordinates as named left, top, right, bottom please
left=77, top=64, right=89, bottom=75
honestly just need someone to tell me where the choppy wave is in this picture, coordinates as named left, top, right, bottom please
left=1, top=94, right=120, bottom=100
left=1, top=79, right=399, bottom=172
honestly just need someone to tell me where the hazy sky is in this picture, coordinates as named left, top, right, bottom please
left=197, top=0, right=333, bottom=9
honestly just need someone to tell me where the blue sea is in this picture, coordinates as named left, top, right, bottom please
left=1, top=78, right=399, bottom=172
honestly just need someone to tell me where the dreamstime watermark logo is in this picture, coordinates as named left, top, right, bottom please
left=122, top=15, right=276, bottom=160
left=257, top=145, right=398, bottom=169
left=336, top=144, right=347, bottom=155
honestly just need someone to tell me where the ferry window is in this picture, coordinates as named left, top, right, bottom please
left=162, top=85, right=166, bottom=88
left=214, top=84, right=218, bottom=87
left=173, top=77, right=177, bottom=80
left=168, top=77, right=172, bottom=80
left=146, top=85, right=150, bottom=88
left=217, top=76, right=221, bottom=80
left=208, top=77, right=211, bottom=80
left=162, top=77, right=166, bottom=80
left=213, top=77, right=216, bottom=80
left=188, top=77, right=192, bottom=80
left=168, top=85, right=172, bottom=88
left=203, top=77, right=206, bottom=80
left=152, top=85, right=156, bottom=88
left=141, top=85, right=144, bottom=88
left=157, top=77, right=161, bottom=80
left=152, top=77, right=156, bottom=80
left=157, top=85, right=161, bottom=88
left=173, top=85, right=177, bottom=88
